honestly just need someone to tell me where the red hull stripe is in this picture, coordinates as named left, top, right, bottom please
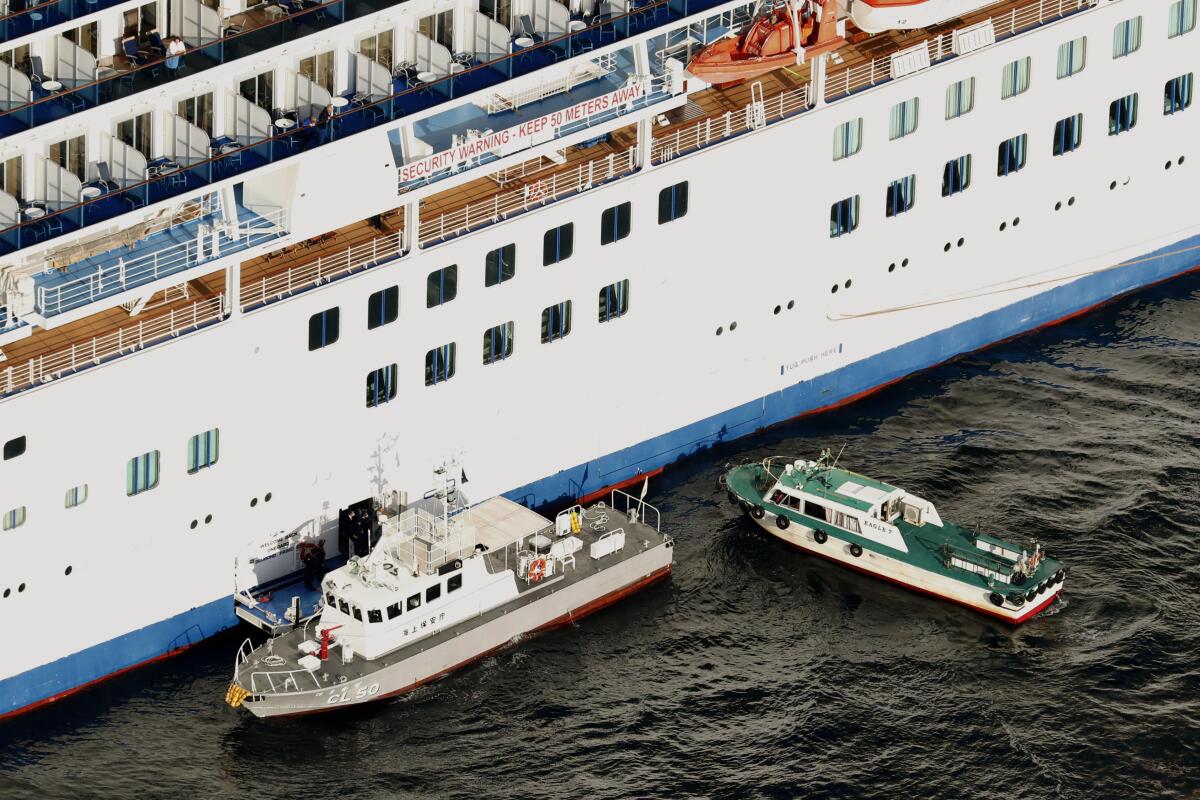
left=271, top=564, right=673, bottom=717
left=577, top=467, right=665, bottom=506
left=777, top=536, right=1058, bottom=625
left=0, top=642, right=199, bottom=723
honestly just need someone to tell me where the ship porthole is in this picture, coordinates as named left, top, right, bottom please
left=1109, top=180, right=1117, bottom=190
left=1068, top=196, right=1075, bottom=206
left=205, top=514, right=213, bottom=525
left=787, top=300, right=795, bottom=310
left=64, top=566, right=72, bottom=576
left=888, top=263, right=895, bottom=273
left=730, top=321, right=737, bottom=331
left=2, top=589, right=8, bottom=598
left=956, top=238, right=964, bottom=248
left=265, top=492, right=273, bottom=502
left=1013, top=217, right=1020, bottom=226
left=773, top=305, right=781, bottom=315
left=18, top=583, right=25, bottom=593
left=943, top=242, right=951, bottom=252
left=716, top=326, right=723, bottom=336
left=901, top=258, right=909, bottom=267
left=190, top=520, right=198, bottom=530
left=1054, top=201, right=1062, bottom=211
left=830, top=285, right=838, bottom=294
left=999, top=221, right=1007, bottom=232
left=250, top=497, right=258, bottom=507
left=1178, top=155, right=1185, bottom=166
left=849, top=543, right=863, bottom=558
left=843, top=279, right=852, bottom=289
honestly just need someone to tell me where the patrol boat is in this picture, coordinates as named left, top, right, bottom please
left=226, top=471, right=672, bottom=717
left=722, top=452, right=1067, bottom=623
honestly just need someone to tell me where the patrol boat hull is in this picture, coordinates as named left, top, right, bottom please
left=236, top=541, right=672, bottom=718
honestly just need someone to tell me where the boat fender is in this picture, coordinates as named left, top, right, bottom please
left=739, top=500, right=751, bottom=513
left=1007, top=592, right=1026, bottom=607
left=988, top=592, right=1005, bottom=607
left=1053, top=569, right=1065, bottom=584
left=728, top=490, right=739, bottom=506
left=849, top=543, right=863, bottom=558
left=813, top=529, right=828, bottom=544
left=775, top=514, right=790, bottom=530
left=1011, top=571, right=1027, bottom=587
left=1037, top=581, right=1048, bottom=595
left=529, top=557, right=548, bottom=582
left=751, top=505, right=766, bottom=520
left=1025, top=588, right=1037, bottom=603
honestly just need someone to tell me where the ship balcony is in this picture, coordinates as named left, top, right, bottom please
left=25, top=195, right=286, bottom=321
left=0, top=0, right=715, bottom=255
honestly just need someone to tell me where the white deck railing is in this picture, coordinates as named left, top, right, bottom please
left=824, top=0, right=1095, bottom=100
left=37, top=208, right=286, bottom=318
left=418, top=146, right=637, bottom=246
left=240, top=228, right=405, bottom=310
left=650, top=84, right=808, bottom=163
left=1, top=294, right=225, bottom=397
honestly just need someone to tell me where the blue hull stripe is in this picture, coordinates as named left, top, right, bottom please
left=3, top=231, right=1197, bottom=719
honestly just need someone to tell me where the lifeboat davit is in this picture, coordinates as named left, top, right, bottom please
left=850, top=0, right=1001, bottom=33
left=687, top=7, right=813, bottom=86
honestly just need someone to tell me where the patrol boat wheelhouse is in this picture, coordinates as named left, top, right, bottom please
left=723, top=452, right=1067, bottom=622
left=227, top=471, right=672, bottom=717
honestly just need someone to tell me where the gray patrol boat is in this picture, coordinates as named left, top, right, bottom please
left=227, top=466, right=673, bottom=718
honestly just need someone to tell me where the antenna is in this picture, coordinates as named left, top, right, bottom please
left=829, top=442, right=847, bottom=471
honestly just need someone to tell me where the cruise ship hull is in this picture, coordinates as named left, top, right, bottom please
left=0, top=0, right=1194, bottom=721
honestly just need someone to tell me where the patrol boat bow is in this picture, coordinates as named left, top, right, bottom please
left=722, top=452, right=1067, bottom=623
left=227, top=469, right=672, bottom=717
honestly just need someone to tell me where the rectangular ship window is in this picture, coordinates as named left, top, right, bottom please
left=367, top=609, right=383, bottom=623
left=425, top=343, right=457, bottom=386
left=942, top=155, right=972, bottom=197
left=126, top=450, right=160, bottom=496
left=367, top=286, right=399, bottom=329
left=485, top=244, right=516, bottom=286
left=1112, top=17, right=1142, bottom=58
left=600, top=201, right=631, bottom=245
left=1108, top=94, right=1138, bottom=135
left=888, top=97, right=918, bottom=140
left=482, top=321, right=514, bottom=365
left=1000, top=56, right=1031, bottom=99
left=832, top=117, right=863, bottom=158
left=2, top=506, right=26, bottom=531
left=448, top=574, right=463, bottom=592
left=1057, top=37, right=1086, bottom=79
left=598, top=279, right=630, bottom=322
left=1168, top=0, right=1196, bottom=38
left=3, top=435, right=26, bottom=460
left=65, top=484, right=89, bottom=508
left=996, top=134, right=1027, bottom=176
left=308, top=307, right=339, bottom=350
left=426, top=265, right=458, bottom=308
left=658, top=182, right=689, bottom=224
left=829, top=196, right=859, bottom=238
left=543, top=223, right=574, bottom=265
left=885, top=175, right=916, bottom=217
left=1165, top=73, right=1194, bottom=114
left=407, top=593, right=421, bottom=611
left=186, top=428, right=220, bottom=474
left=387, top=603, right=401, bottom=619
left=944, top=79, right=974, bottom=119
left=426, top=583, right=441, bottom=602
left=366, top=364, right=398, bottom=407
left=1052, top=113, right=1084, bottom=155
left=541, top=301, right=572, bottom=343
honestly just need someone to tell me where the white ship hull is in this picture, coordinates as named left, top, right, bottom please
left=0, top=0, right=1195, bottom=717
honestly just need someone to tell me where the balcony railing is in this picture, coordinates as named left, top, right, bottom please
left=0, top=0, right=716, bottom=255
left=650, top=83, right=808, bottom=163
left=824, top=0, right=1095, bottom=100
left=1, top=294, right=226, bottom=398
left=241, top=227, right=403, bottom=310
left=35, top=206, right=286, bottom=317
left=418, top=146, right=637, bottom=246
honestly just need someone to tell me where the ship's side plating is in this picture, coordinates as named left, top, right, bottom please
left=1, top=0, right=1197, bottom=716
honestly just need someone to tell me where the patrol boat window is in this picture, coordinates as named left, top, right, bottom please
left=804, top=501, right=828, bottom=521
left=326, top=593, right=336, bottom=606
left=338, top=599, right=350, bottom=614
left=387, top=603, right=401, bottom=619
left=352, top=605, right=363, bottom=621
left=368, top=609, right=383, bottom=623
left=426, top=583, right=442, bottom=602
left=407, top=593, right=421, bottom=611
left=448, top=574, right=463, bottom=593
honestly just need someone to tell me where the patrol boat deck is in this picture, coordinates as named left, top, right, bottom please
left=228, top=484, right=672, bottom=717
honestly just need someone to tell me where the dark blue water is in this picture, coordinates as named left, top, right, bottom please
left=3, top=275, right=1199, bottom=800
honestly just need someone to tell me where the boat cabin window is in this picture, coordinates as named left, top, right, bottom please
left=830, top=510, right=861, bottom=534
left=351, top=605, right=362, bottom=621
left=804, top=501, right=828, bottom=522
left=903, top=503, right=923, bottom=525
left=326, top=593, right=335, bottom=606
left=387, top=603, right=401, bottom=619
left=338, top=599, right=349, bottom=614
left=368, top=609, right=382, bottom=623
left=426, top=583, right=442, bottom=602
left=448, top=574, right=463, bottom=593
left=407, top=593, right=421, bottom=611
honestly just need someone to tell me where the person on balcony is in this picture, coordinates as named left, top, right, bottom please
left=165, top=37, right=187, bottom=78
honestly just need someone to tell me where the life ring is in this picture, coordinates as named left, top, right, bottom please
left=988, top=591, right=1004, bottom=607
left=849, top=543, right=863, bottom=558
left=775, top=514, right=789, bottom=530
left=1007, top=592, right=1026, bottom=607
left=813, top=529, right=828, bottom=544
left=750, top=506, right=765, bottom=520
left=528, top=558, right=548, bottom=582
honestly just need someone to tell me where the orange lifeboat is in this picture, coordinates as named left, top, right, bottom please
left=687, top=7, right=809, bottom=86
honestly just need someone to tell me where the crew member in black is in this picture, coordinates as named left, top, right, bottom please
left=299, top=539, right=326, bottom=591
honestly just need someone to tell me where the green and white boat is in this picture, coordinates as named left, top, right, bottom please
left=722, top=451, right=1067, bottom=623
